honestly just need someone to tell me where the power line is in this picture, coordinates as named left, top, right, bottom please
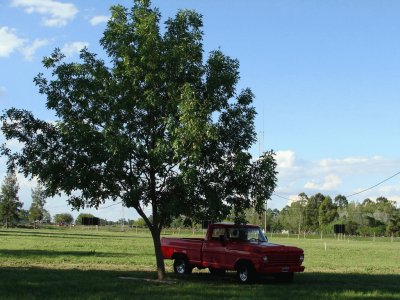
left=273, top=170, right=400, bottom=201
left=345, top=170, right=400, bottom=198
left=273, top=193, right=294, bottom=201
left=96, top=171, right=400, bottom=211
left=97, top=200, right=123, bottom=210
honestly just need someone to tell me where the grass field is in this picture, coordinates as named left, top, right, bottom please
left=0, top=227, right=399, bottom=299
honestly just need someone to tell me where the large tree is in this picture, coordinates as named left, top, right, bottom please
left=1, top=1, right=277, bottom=279
left=0, top=170, right=22, bottom=228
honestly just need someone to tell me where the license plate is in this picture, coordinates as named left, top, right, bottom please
left=282, top=267, right=289, bottom=272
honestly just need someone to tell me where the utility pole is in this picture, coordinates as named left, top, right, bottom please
left=258, top=131, right=267, bottom=233
left=121, top=202, right=125, bottom=232
left=264, top=200, right=267, bottom=233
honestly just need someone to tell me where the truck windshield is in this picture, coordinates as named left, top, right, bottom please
left=228, top=227, right=267, bottom=243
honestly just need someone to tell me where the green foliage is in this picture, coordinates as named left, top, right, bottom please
left=18, top=209, right=30, bottom=224
left=29, top=183, right=47, bottom=223
left=255, top=192, right=399, bottom=237
left=318, top=196, right=337, bottom=228
left=75, top=213, right=95, bottom=225
left=1, top=0, right=277, bottom=278
left=53, top=213, right=74, bottom=224
left=132, top=217, right=148, bottom=228
left=0, top=170, right=22, bottom=228
left=334, top=194, right=348, bottom=209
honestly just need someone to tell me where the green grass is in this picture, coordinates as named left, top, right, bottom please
left=0, top=227, right=399, bottom=299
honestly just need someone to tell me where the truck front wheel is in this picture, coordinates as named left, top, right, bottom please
left=236, top=262, right=256, bottom=283
left=173, top=257, right=193, bottom=275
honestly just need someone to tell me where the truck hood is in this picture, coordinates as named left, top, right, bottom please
left=248, top=242, right=304, bottom=254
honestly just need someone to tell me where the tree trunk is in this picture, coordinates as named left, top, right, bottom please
left=150, top=227, right=166, bottom=280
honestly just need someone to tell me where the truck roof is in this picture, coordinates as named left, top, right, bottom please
left=210, top=223, right=260, bottom=229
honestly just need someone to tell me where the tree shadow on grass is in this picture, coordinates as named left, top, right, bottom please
left=0, top=249, right=140, bottom=258
left=0, top=229, right=150, bottom=240
left=0, top=267, right=399, bottom=300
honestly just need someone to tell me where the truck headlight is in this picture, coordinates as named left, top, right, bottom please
left=299, top=255, right=304, bottom=262
left=263, top=256, right=268, bottom=263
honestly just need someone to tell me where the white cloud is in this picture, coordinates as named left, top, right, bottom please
left=16, top=172, right=38, bottom=191
left=276, top=150, right=295, bottom=169
left=20, top=38, right=49, bottom=61
left=11, top=0, right=78, bottom=27
left=89, top=15, right=109, bottom=26
left=0, top=27, right=26, bottom=57
left=318, top=156, right=386, bottom=172
left=304, top=174, right=342, bottom=191
left=61, top=41, right=89, bottom=57
left=272, top=150, right=400, bottom=208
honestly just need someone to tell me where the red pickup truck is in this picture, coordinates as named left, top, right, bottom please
left=161, top=223, right=305, bottom=283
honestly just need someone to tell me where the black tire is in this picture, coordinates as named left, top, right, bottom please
left=236, top=262, right=256, bottom=283
left=209, top=268, right=226, bottom=276
left=275, top=272, right=294, bottom=283
left=173, top=256, right=193, bottom=275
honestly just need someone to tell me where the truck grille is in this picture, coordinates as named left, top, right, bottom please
left=268, top=253, right=300, bottom=266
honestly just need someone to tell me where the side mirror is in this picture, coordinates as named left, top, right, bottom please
left=264, top=236, right=269, bottom=243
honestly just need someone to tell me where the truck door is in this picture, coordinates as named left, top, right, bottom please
left=225, top=227, right=245, bottom=267
left=202, top=227, right=227, bottom=269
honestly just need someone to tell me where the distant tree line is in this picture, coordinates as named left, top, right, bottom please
left=163, top=193, right=400, bottom=237
left=1, top=170, right=398, bottom=236
left=245, top=193, right=400, bottom=237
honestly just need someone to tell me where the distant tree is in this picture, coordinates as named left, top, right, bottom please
left=132, top=217, right=147, bottom=228
left=42, top=210, right=51, bottom=223
left=118, top=218, right=128, bottom=225
left=29, top=183, right=47, bottom=226
left=53, top=213, right=74, bottom=225
left=373, top=197, right=396, bottom=225
left=279, top=201, right=304, bottom=234
left=386, top=210, right=400, bottom=237
left=334, top=195, right=348, bottom=209
left=0, top=170, right=22, bottom=228
left=318, top=196, right=337, bottom=229
left=362, top=198, right=374, bottom=214
left=75, top=213, right=95, bottom=225
left=170, top=215, right=189, bottom=228
left=18, top=209, right=30, bottom=224
left=304, top=193, right=325, bottom=231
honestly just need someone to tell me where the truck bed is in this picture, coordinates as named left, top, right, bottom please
left=161, top=237, right=204, bottom=266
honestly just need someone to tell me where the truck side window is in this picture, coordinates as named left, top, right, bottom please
left=228, top=228, right=239, bottom=240
left=211, top=228, right=225, bottom=240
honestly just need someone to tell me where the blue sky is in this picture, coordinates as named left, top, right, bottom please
left=1, top=0, right=400, bottom=222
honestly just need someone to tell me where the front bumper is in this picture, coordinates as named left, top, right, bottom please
left=258, top=265, right=305, bottom=274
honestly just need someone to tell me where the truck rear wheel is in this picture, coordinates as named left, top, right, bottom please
left=236, top=262, right=256, bottom=283
left=173, top=256, right=192, bottom=275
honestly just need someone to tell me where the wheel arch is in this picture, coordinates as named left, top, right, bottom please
left=172, top=252, right=188, bottom=261
left=234, top=259, right=254, bottom=270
